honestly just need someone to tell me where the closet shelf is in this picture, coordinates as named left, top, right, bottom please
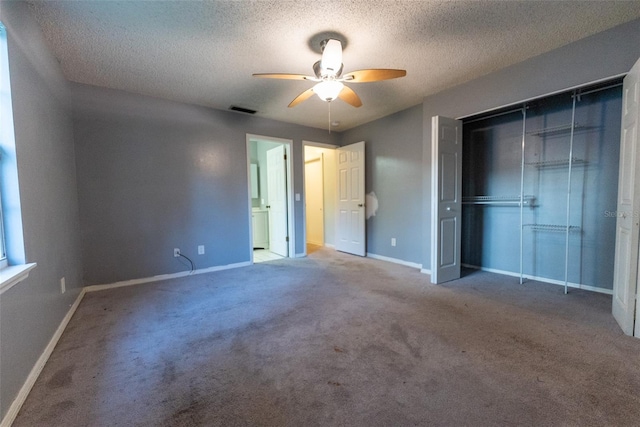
left=525, top=157, right=587, bottom=168
left=523, top=224, right=581, bottom=232
left=527, top=122, right=593, bottom=136
left=463, top=195, right=535, bottom=206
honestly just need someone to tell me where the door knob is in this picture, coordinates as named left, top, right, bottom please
left=358, top=203, right=364, bottom=207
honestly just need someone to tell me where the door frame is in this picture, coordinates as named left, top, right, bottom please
left=302, top=141, right=338, bottom=257
left=304, top=154, right=324, bottom=246
left=246, top=134, right=295, bottom=262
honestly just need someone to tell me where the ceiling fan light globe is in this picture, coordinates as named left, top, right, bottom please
left=313, top=81, right=344, bottom=102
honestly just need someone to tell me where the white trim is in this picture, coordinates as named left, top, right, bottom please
left=420, top=268, right=432, bottom=275
left=85, top=261, right=251, bottom=293
left=0, top=288, right=86, bottom=427
left=302, top=140, right=338, bottom=149
left=324, top=243, right=335, bottom=249
left=430, top=116, right=439, bottom=283
left=461, top=263, right=614, bottom=295
left=246, top=134, right=296, bottom=259
left=294, top=252, right=306, bottom=258
left=366, top=252, right=422, bottom=270
left=246, top=137, right=255, bottom=263
left=0, top=262, right=36, bottom=295
left=303, top=141, right=338, bottom=255
left=303, top=151, right=325, bottom=250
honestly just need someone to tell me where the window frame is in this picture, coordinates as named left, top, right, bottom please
left=0, top=20, right=35, bottom=292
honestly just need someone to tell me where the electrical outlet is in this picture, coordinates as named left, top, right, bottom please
left=174, top=248, right=181, bottom=257
left=391, top=238, right=396, bottom=247
left=198, top=245, right=205, bottom=255
left=60, top=277, right=66, bottom=294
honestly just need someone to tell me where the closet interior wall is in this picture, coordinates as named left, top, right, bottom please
left=461, top=81, right=623, bottom=293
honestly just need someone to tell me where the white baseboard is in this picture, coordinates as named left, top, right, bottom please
left=324, top=243, right=335, bottom=249
left=366, top=252, right=422, bottom=270
left=461, top=263, right=613, bottom=295
left=1, top=288, right=86, bottom=427
left=420, top=268, right=432, bottom=275
left=294, top=252, right=306, bottom=258
left=85, top=261, right=251, bottom=293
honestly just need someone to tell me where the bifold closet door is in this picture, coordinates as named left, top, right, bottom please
left=612, top=57, right=640, bottom=337
left=431, top=116, right=463, bottom=284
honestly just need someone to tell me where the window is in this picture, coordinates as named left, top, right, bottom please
left=0, top=22, right=10, bottom=270
left=0, top=189, right=6, bottom=269
left=0, top=21, right=34, bottom=292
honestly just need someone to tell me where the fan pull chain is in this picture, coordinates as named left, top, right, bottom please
left=328, top=101, right=331, bottom=134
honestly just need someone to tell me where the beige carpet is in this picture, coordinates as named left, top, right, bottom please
left=13, top=248, right=640, bottom=426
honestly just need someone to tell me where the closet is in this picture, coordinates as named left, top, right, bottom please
left=461, top=79, right=623, bottom=293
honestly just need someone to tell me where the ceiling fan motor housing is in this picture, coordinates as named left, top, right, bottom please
left=313, top=61, right=343, bottom=79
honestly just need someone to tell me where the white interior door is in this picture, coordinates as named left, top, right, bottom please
left=431, top=116, right=463, bottom=284
left=267, top=145, right=288, bottom=257
left=612, top=57, right=640, bottom=337
left=305, top=155, right=324, bottom=246
left=336, top=141, right=365, bottom=256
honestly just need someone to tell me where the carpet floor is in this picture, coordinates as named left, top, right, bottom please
left=13, top=248, right=640, bottom=426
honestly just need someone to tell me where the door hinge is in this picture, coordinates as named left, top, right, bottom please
left=286, top=236, right=289, bottom=242
left=284, top=154, right=287, bottom=160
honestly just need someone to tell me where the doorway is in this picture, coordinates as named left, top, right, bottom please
left=303, top=142, right=337, bottom=255
left=246, top=134, right=295, bottom=263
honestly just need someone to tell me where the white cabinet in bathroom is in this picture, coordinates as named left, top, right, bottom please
left=252, top=209, right=269, bottom=249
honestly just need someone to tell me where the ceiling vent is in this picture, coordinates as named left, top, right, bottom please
left=229, top=105, right=257, bottom=115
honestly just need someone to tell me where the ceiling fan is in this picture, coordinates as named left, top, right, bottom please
left=253, top=39, right=406, bottom=108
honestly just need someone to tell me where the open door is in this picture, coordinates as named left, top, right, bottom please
left=612, top=57, right=640, bottom=337
left=431, top=116, right=463, bottom=284
left=336, top=141, right=365, bottom=256
left=267, top=145, right=288, bottom=257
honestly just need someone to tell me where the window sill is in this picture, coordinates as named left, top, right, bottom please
left=0, top=263, right=37, bottom=295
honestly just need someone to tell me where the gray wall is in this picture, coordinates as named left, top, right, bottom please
left=72, top=83, right=337, bottom=285
left=340, top=104, right=423, bottom=264
left=0, top=2, right=83, bottom=420
left=420, top=18, right=640, bottom=270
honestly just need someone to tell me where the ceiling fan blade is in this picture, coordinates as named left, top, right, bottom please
left=253, top=73, right=315, bottom=80
left=288, top=88, right=316, bottom=108
left=338, top=85, right=362, bottom=108
left=343, top=69, right=407, bottom=83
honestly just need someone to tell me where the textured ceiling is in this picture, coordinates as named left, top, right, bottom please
left=26, top=0, right=640, bottom=131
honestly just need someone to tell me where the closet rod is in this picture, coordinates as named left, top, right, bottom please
left=463, top=107, right=525, bottom=124
left=574, top=82, right=623, bottom=98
